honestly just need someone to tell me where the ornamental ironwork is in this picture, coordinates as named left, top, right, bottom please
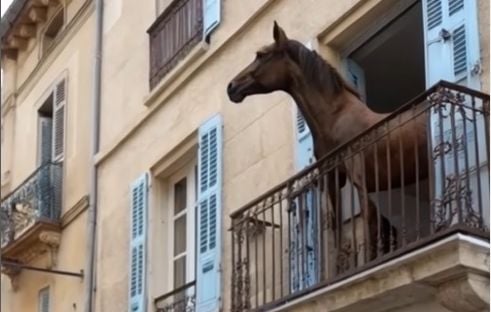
left=1, top=162, right=62, bottom=247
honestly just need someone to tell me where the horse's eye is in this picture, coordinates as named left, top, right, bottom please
left=256, top=52, right=266, bottom=60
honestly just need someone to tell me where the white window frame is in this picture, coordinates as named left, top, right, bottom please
left=166, top=161, right=197, bottom=290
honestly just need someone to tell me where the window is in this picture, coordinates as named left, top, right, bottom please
left=152, top=115, right=223, bottom=312
left=167, top=164, right=196, bottom=294
left=347, top=1, right=425, bottom=113
left=147, top=0, right=221, bottom=88
left=38, top=287, right=50, bottom=312
left=37, top=79, right=66, bottom=165
left=42, top=8, right=64, bottom=56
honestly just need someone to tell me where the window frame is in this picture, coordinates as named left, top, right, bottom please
left=165, top=160, right=197, bottom=291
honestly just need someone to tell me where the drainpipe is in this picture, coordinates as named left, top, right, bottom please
left=85, top=0, right=103, bottom=311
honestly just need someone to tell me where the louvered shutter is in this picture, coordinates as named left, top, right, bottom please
left=203, top=0, right=220, bottom=37
left=38, top=287, right=50, bottom=312
left=346, top=58, right=367, bottom=102
left=52, top=80, right=66, bottom=161
left=39, top=117, right=53, bottom=165
left=196, top=114, right=222, bottom=312
left=294, top=41, right=315, bottom=170
left=423, top=0, right=480, bottom=88
left=129, top=174, right=148, bottom=312
left=425, top=0, right=487, bottom=227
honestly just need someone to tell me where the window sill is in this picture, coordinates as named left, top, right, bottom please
left=144, top=41, right=209, bottom=108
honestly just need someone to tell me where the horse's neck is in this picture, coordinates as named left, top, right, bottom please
left=289, top=83, right=385, bottom=156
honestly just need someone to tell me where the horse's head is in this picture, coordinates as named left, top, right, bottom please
left=227, top=21, right=294, bottom=103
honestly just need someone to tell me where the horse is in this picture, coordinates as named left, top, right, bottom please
left=227, top=21, right=429, bottom=262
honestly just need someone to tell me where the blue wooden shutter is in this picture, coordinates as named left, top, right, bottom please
left=196, top=114, right=223, bottom=312
left=203, top=0, right=221, bottom=37
left=129, top=174, right=148, bottom=312
left=423, top=0, right=480, bottom=89
left=290, top=41, right=319, bottom=293
left=425, top=0, right=486, bottom=228
left=53, top=80, right=66, bottom=161
left=346, top=59, right=367, bottom=102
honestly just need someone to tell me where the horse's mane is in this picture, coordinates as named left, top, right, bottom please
left=285, top=40, right=360, bottom=98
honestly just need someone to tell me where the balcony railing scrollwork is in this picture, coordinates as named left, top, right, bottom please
left=230, top=81, right=490, bottom=311
left=1, top=162, right=63, bottom=248
left=155, top=281, right=196, bottom=312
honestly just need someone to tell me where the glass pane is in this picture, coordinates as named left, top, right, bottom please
left=174, top=256, right=186, bottom=289
left=174, top=215, right=186, bottom=256
left=174, top=177, right=187, bottom=215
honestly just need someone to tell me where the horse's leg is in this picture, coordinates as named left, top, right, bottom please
left=346, top=155, right=380, bottom=262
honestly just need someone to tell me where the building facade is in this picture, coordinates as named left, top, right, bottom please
left=1, top=1, right=489, bottom=312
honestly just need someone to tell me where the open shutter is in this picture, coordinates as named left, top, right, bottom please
left=346, top=59, right=367, bottom=102
left=129, top=174, right=148, bottom=312
left=203, top=0, right=221, bottom=37
left=289, top=41, right=319, bottom=293
left=38, top=117, right=53, bottom=165
left=196, top=114, right=222, bottom=312
left=38, top=287, right=50, bottom=312
left=423, top=0, right=480, bottom=88
left=424, top=0, right=487, bottom=228
left=52, top=80, right=66, bottom=161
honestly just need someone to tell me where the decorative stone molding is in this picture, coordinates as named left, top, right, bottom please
left=1, top=263, right=21, bottom=291
left=437, top=273, right=489, bottom=312
left=61, top=195, right=89, bottom=228
left=39, top=230, right=61, bottom=268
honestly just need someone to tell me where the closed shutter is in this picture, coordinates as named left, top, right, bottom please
left=196, top=114, right=222, bottom=312
left=129, top=174, right=148, bottom=312
left=52, top=80, right=66, bottom=161
left=203, top=0, right=220, bottom=37
left=38, top=287, right=50, bottom=312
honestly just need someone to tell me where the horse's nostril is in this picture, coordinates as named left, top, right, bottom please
left=227, top=82, right=235, bottom=93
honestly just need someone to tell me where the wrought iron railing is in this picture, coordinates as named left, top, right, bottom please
left=1, top=162, right=63, bottom=247
left=154, top=281, right=196, bottom=312
left=147, top=0, right=203, bottom=89
left=230, top=81, right=490, bottom=311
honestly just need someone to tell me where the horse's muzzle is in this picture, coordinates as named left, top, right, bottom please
left=227, top=81, right=245, bottom=103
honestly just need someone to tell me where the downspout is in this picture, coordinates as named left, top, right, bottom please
left=85, top=0, right=103, bottom=311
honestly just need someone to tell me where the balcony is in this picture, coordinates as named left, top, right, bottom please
left=147, top=0, right=203, bottom=89
left=1, top=162, right=63, bottom=285
left=230, top=81, right=489, bottom=311
left=155, top=281, right=196, bottom=312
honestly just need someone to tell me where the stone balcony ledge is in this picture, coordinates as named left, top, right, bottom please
left=269, top=233, right=489, bottom=312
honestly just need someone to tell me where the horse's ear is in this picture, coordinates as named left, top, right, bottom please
left=273, top=21, right=288, bottom=46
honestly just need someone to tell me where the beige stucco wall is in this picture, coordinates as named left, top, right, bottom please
left=1, top=1, right=94, bottom=312
left=94, top=0, right=490, bottom=311
left=1, top=215, right=87, bottom=312
left=478, top=0, right=490, bottom=93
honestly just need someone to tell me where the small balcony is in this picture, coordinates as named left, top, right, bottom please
left=155, top=281, right=196, bottom=312
left=1, top=162, right=63, bottom=282
left=229, top=81, right=490, bottom=311
left=147, top=0, right=203, bottom=89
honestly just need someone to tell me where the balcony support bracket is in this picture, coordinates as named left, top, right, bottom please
left=437, top=272, right=489, bottom=312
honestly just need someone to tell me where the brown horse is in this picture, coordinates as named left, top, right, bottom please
left=227, top=22, right=428, bottom=260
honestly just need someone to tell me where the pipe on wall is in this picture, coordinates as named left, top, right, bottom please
left=84, top=0, right=103, bottom=311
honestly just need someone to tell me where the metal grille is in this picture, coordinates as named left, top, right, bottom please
left=155, top=281, right=196, bottom=312
left=1, top=162, right=63, bottom=247
left=230, top=81, right=489, bottom=311
left=148, top=0, right=203, bottom=89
